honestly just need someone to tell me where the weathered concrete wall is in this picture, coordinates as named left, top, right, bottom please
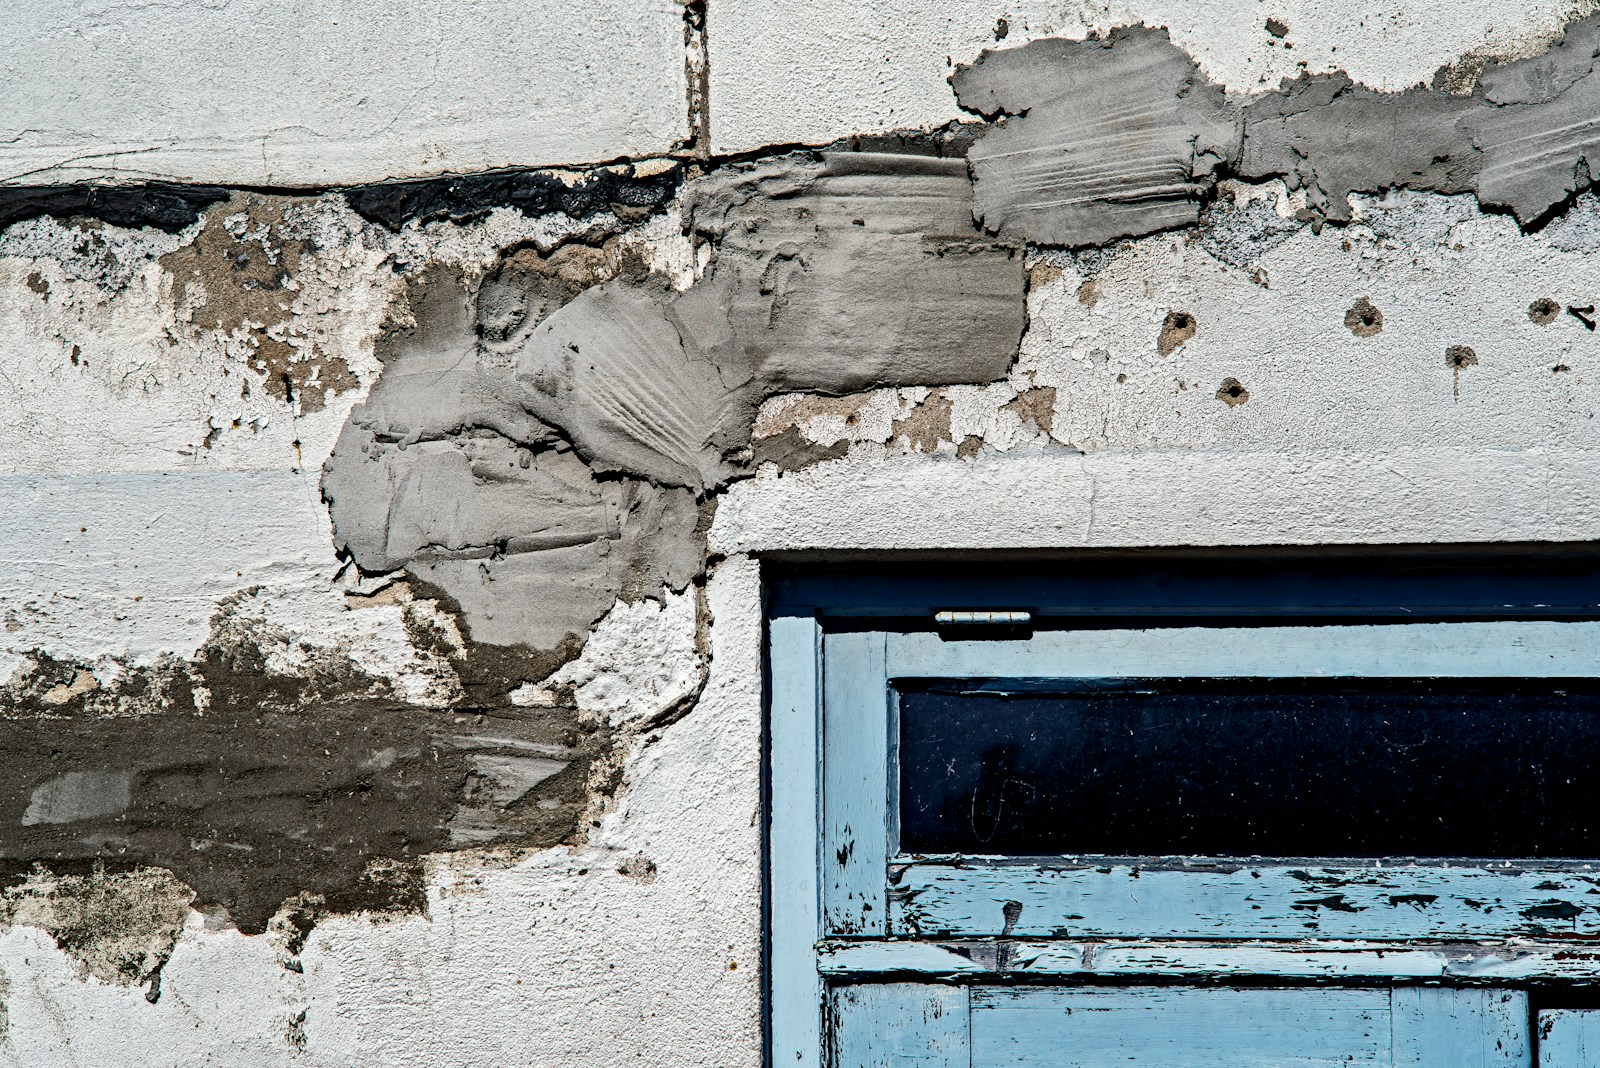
left=1, top=1, right=1599, bottom=1064
left=2, top=1, right=690, bottom=185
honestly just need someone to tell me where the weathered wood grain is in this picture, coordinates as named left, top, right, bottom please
left=823, top=630, right=890, bottom=936
left=891, top=862, right=1600, bottom=940
left=831, top=984, right=969, bottom=1068
left=820, top=939, right=1600, bottom=982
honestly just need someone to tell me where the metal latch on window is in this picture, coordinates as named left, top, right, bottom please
left=934, top=610, right=1034, bottom=638
left=933, top=610, right=1033, bottom=626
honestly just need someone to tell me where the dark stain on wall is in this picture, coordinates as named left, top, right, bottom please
left=344, top=161, right=686, bottom=230
left=0, top=691, right=598, bottom=935
left=0, top=182, right=231, bottom=233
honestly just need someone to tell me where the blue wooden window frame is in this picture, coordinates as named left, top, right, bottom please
left=766, top=552, right=1600, bottom=1068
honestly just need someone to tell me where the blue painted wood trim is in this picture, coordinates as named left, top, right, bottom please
left=768, top=552, right=1600, bottom=621
left=1537, top=1009, right=1600, bottom=1066
left=830, top=984, right=970, bottom=1068
left=1392, top=988, right=1530, bottom=1068
left=883, top=622, right=1600, bottom=680
left=769, top=612, right=824, bottom=1068
left=965, top=987, right=1527, bottom=1068
left=890, top=862, right=1600, bottom=941
left=817, top=939, right=1600, bottom=982
left=822, top=630, right=890, bottom=936
left=971, top=986, right=1388, bottom=1067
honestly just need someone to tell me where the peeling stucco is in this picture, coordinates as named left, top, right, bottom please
left=162, top=195, right=360, bottom=414
left=3, top=867, right=192, bottom=995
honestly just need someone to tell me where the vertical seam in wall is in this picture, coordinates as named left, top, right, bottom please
left=684, top=0, right=711, bottom=158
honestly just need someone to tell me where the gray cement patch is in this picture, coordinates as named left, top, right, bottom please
left=0, top=699, right=599, bottom=934
left=960, top=13, right=1600, bottom=242
left=955, top=27, right=1240, bottom=247
left=686, top=151, right=1025, bottom=392
left=515, top=280, right=759, bottom=491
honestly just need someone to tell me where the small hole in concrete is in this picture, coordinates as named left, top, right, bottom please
left=1529, top=297, right=1561, bottom=325
left=1217, top=377, right=1250, bottom=406
left=1344, top=297, right=1383, bottom=337
left=1446, top=345, right=1478, bottom=402
left=1158, top=310, right=1198, bottom=356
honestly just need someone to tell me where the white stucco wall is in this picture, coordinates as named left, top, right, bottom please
left=1, top=2, right=1597, bottom=1065
left=708, top=0, right=1597, bottom=154
left=1, top=0, right=689, bottom=186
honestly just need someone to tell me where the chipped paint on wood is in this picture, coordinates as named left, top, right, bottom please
left=819, top=940, right=1600, bottom=982
left=891, top=862, right=1600, bottom=942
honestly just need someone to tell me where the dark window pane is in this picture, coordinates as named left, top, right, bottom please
left=897, top=679, right=1600, bottom=858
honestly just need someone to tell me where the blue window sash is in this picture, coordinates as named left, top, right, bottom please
left=767, top=560, right=1600, bottom=1068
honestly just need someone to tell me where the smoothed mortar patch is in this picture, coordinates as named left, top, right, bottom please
left=0, top=596, right=603, bottom=934
left=959, top=13, right=1600, bottom=244
left=0, top=694, right=600, bottom=935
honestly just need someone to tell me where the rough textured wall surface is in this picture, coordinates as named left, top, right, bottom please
left=2, top=1, right=1600, bottom=1065
left=1, top=1, right=689, bottom=185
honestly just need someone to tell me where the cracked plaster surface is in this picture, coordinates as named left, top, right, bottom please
left=710, top=0, right=1600, bottom=153
left=0, top=1, right=689, bottom=186
left=3, top=6, right=1600, bottom=1064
